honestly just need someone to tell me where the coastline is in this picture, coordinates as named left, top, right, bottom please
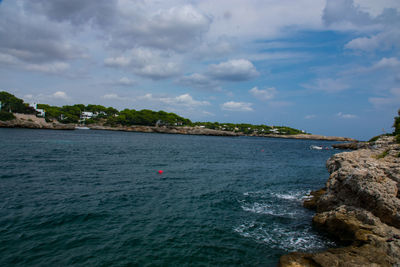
left=279, top=136, right=400, bottom=266
left=0, top=113, right=74, bottom=130
left=82, top=125, right=356, bottom=141
left=0, top=113, right=356, bottom=141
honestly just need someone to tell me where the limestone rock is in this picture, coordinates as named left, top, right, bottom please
left=0, top=113, right=74, bottom=130
left=280, top=136, right=400, bottom=267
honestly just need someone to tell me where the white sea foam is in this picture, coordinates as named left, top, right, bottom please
left=240, top=202, right=299, bottom=217
left=272, top=193, right=298, bottom=200
left=243, top=190, right=309, bottom=201
left=243, top=191, right=264, bottom=196
left=233, top=221, right=335, bottom=252
left=271, top=190, right=309, bottom=201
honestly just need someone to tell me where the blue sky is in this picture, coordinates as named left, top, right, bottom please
left=0, top=0, right=399, bottom=140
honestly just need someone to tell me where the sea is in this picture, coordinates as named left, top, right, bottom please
left=0, top=128, right=340, bottom=266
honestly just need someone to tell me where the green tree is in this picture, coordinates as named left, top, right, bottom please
left=0, top=91, right=35, bottom=114
left=393, top=109, right=400, bottom=136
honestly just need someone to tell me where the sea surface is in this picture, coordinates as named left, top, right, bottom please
left=0, top=128, right=340, bottom=266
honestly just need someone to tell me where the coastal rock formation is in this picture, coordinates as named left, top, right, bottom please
left=0, top=113, right=74, bottom=130
left=256, top=133, right=355, bottom=142
left=89, top=125, right=354, bottom=141
left=280, top=136, right=400, bottom=267
left=331, top=142, right=370, bottom=150
left=89, top=125, right=242, bottom=136
left=0, top=114, right=356, bottom=141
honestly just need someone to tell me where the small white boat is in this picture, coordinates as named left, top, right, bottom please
left=75, top=126, right=90, bottom=130
left=310, top=145, right=323, bottom=150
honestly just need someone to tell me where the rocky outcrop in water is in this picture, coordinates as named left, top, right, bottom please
left=0, top=114, right=74, bottom=130
left=279, top=136, right=400, bottom=267
left=331, top=142, right=370, bottom=150
left=255, top=134, right=355, bottom=142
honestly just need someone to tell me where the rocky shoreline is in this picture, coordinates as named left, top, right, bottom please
left=279, top=136, right=400, bottom=266
left=0, top=114, right=74, bottom=130
left=88, top=125, right=241, bottom=136
left=88, top=125, right=355, bottom=141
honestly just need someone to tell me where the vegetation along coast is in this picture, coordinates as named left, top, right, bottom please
left=0, top=91, right=354, bottom=141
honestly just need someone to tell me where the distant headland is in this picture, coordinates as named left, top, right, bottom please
left=0, top=91, right=355, bottom=141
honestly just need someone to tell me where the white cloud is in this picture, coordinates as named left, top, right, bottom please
left=178, top=73, right=220, bottom=90
left=221, top=101, right=253, bottom=112
left=249, top=86, right=276, bottom=101
left=102, top=93, right=127, bottom=101
left=198, top=0, right=325, bottom=40
left=336, top=112, right=357, bottom=119
left=104, top=56, right=131, bottom=67
left=113, top=4, right=211, bottom=52
left=326, top=0, right=400, bottom=53
left=353, top=0, right=400, bottom=17
left=345, top=29, right=400, bottom=52
left=25, top=62, right=70, bottom=74
left=202, top=111, right=215, bottom=116
left=305, top=114, right=316, bottom=119
left=105, top=48, right=181, bottom=80
left=117, top=77, right=135, bottom=86
left=208, top=59, right=259, bottom=81
left=302, top=78, right=350, bottom=93
left=369, top=87, right=400, bottom=108
left=163, top=94, right=210, bottom=107
left=373, top=57, right=400, bottom=69
left=0, top=51, right=70, bottom=74
left=346, top=57, right=400, bottom=74
left=322, top=0, right=373, bottom=30
left=140, top=93, right=210, bottom=108
left=24, top=94, right=34, bottom=100
left=52, top=91, right=69, bottom=100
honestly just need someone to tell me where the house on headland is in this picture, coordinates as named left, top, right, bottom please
left=81, top=111, right=94, bottom=120
left=29, top=103, right=45, bottom=117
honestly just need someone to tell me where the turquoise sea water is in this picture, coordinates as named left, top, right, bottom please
left=0, top=128, right=339, bottom=266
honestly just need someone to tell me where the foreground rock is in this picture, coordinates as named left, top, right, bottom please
left=279, top=136, right=400, bottom=266
left=0, top=113, right=74, bottom=130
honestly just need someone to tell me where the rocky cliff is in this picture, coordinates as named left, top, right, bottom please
left=280, top=136, right=400, bottom=267
left=0, top=113, right=74, bottom=130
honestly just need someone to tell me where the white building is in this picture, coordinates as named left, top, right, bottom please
left=29, top=103, right=45, bottom=117
left=81, top=111, right=94, bottom=120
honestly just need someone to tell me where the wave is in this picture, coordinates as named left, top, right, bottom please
left=242, top=190, right=309, bottom=201
left=233, top=221, right=334, bottom=252
left=240, top=202, right=300, bottom=218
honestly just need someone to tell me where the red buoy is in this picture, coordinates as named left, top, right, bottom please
left=158, top=170, right=163, bottom=174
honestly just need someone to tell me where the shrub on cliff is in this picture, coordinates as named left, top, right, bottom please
left=0, top=111, right=15, bottom=121
left=394, top=109, right=400, bottom=143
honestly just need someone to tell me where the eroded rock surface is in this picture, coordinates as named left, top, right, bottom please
left=0, top=113, right=74, bottom=130
left=280, top=136, right=400, bottom=267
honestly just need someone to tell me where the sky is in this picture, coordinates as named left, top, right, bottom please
left=0, top=0, right=399, bottom=140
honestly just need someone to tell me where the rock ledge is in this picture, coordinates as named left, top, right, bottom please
left=279, top=136, right=400, bottom=267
